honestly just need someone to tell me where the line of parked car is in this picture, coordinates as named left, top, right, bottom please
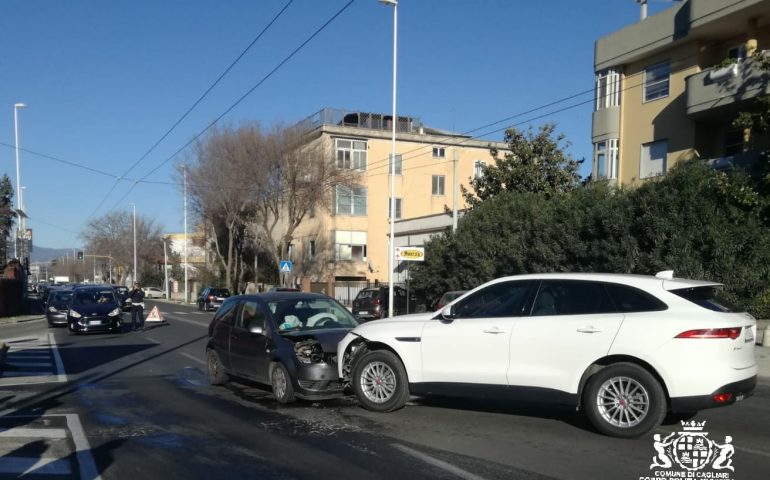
left=204, top=271, right=758, bottom=438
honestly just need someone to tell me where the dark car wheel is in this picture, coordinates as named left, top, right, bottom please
left=352, top=350, right=409, bottom=412
left=206, top=349, right=229, bottom=385
left=583, top=362, right=666, bottom=438
left=271, top=363, right=296, bottom=404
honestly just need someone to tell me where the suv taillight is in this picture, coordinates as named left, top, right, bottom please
left=675, top=327, right=742, bottom=339
left=373, top=298, right=381, bottom=305
left=208, top=295, right=214, bottom=301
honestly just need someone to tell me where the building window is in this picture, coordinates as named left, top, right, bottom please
left=728, top=45, right=747, bottom=60
left=640, top=140, right=667, bottom=179
left=432, top=147, right=446, bottom=158
left=389, top=154, right=402, bottom=175
left=335, top=138, right=368, bottom=170
left=388, top=197, right=402, bottom=219
left=308, top=240, right=316, bottom=260
left=595, top=68, right=621, bottom=110
left=593, top=139, right=619, bottom=179
left=334, top=230, right=367, bottom=261
left=474, top=160, right=487, bottom=179
left=643, top=61, right=670, bottom=102
left=432, top=175, right=445, bottom=195
left=335, top=186, right=367, bottom=216
left=724, top=130, right=744, bottom=156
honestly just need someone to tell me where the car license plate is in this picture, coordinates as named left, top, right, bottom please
left=358, top=311, right=368, bottom=315
left=745, top=326, right=754, bottom=343
left=88, top=320, right=102, bottom=326
left=735, top=393, right=745, bottom=402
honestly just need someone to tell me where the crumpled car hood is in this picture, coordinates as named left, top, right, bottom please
left=280, top=328, right=352, bottom=352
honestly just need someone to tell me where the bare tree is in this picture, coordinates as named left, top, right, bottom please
left=81, top=210, right=164, bottom=284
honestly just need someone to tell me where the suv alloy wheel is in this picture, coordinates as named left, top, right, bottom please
left=352, top=350, right=410, bottom=412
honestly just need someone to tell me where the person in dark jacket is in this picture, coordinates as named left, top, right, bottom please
left=127, top=282, right=146, bottom=331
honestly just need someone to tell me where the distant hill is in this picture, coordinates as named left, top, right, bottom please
left=31, top=246, right=74, bottom=263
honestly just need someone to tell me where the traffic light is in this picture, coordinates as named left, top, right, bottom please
left=77, top=251, right=84, bottom=261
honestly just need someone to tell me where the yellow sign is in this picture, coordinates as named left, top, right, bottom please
left=395, top=247, right=425, bottom=261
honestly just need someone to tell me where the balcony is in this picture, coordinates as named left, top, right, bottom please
left=686, top=52, right=770, bottom=119
left=704, top=150, right=761, bottom=171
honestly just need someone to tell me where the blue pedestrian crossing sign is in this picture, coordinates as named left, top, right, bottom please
left=279, top=260, right=293, bottom=273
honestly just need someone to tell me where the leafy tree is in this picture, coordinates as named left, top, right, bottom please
left=463, top=123, right=582, bottom=208
left=0, top=175, right=14, bottom=265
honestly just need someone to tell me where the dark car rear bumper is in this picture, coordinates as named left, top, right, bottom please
left=670, top=375, right=757, bottom=412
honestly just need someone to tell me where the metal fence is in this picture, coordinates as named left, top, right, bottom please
left=297, top=108, right=422, bottom=134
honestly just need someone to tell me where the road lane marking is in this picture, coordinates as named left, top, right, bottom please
left=162, top=313, right=208, bottom=327
left=0, top=428, right=67, bottom=438
left=391, top=443, right=488, bottom=480
left=67, top=414, right=102, bottom=480
left=49, top=332, right=68, bottom=383
left=145, top=337, right=161, bottom=345
left=180, top=352, right=206, bottom=365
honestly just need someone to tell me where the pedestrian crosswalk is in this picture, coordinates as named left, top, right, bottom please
left=0, top=414, right=100, bottom=479
left=0, top=333, right=67, bottom=385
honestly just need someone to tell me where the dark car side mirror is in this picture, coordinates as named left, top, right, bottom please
left=249, top=325, right=264, bottom=335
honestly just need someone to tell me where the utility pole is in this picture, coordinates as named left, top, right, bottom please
left=452, top=149, right=459, bottom=232
left=183, top=165, right=188, bottom=304
left=130, top=203, right=137, bottom=284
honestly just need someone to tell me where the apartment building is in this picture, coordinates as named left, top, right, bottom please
left=287, top=107, right=506, bottom=284
left=592, top=0, right=770, bottom=185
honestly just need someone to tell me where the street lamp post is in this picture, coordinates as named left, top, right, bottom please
left=162, top=236, right=169, bottom=300
left=130, top=203, right=137, bottom=284
left=13, top=103, right=27, bottom=258
left=380, top=0, right=397, bottom=318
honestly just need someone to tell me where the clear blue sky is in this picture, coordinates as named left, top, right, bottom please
left=0, top=0, right=671, bottom=250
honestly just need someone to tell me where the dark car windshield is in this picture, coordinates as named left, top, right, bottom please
left=269, top=298, right=359, bottom=332
left=50, top=291, right=73, bottom=304
left=670, top=286, right=743, bottom=313
left=73, top=289, right=118, bottom=305
left=356, top=289, right=379, bottom=300
left=210, top=289, right=230, bottom=297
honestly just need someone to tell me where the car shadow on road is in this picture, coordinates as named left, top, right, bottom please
left=408, top=395, right=596, bottom=432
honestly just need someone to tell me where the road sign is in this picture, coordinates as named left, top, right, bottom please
left=145, top=305, right=164, bottom=323
left=395, top=247, right=425, bottom=261
left=279, top=260, right=293, bottom=273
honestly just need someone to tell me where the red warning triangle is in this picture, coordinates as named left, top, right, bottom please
left=145, top=305, right=164, bottom=322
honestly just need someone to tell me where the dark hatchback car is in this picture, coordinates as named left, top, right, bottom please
left=197, top=287, right=231, bottom=311
left=67, top=286, right=124, bottom=335
left=352, top=285, right=408, bottom=321
left=46, top=288, right=74, bottom=327
left=206, top=292, right=359, bottom=403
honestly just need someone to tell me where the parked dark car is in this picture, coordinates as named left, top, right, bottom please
left=46, top=288, right=74, bottom=327
left=67, top=286, right=124, bottom=335
left=197, top=287, right=231, bottom=311
left=352, top=285, right=408, bottom=321
left=113, top=285, right=131, bottom=311
left=206, top=292, right=359, bottom=403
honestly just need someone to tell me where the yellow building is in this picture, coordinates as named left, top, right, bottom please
left=288, top=108, right=507, bottom=283
left=592, top=0, right=770, bottom=185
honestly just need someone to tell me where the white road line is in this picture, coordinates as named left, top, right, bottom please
left=0, top=457, right=72, bottom=476
left=144, top=337, right=161, bottom=345
left=66, top=414, right=102, bottom=480
left=391, top=444, right=488, bottom=480
left=163, top=314, right=208, bottom=327
left=0, top=428, right=67, bottom=438
left=49, top=332, right=68, bottom=383
left=180, top=352, right=206, bottom=365
left=173, top=311, right=189, bottom=315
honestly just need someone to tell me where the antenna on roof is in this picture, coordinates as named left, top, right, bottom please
left=636, top=0, right=648, bottom=20
left=655, top=270, right=674, bottom=280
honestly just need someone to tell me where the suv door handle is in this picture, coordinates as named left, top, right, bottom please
left=577, top=326, right=602, bottom=333
left=483, top=328, right=506, bottom=334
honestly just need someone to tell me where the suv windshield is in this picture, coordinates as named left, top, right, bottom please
left=356, top=289, right=379, bottom=300
left=50, top=291, right=73, bottom=304
left=670, top=286, right=743, bottom=313
left=73, top=289, right=118, bottom=305
left=210, top=289, right=230, bottom=297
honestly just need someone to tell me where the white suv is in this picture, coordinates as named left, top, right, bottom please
left=337, top=272, right=757, bottom=438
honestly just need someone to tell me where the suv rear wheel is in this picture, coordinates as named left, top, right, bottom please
left=583, top=362, right=666, bottom=438
left=352, top=350, right=409, bottom=412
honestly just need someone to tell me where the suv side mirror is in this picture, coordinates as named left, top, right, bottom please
left=440, top=305, right=455, bottom=320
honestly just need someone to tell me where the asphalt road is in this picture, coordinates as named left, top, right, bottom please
left=1, top=300, right=769, bottom=479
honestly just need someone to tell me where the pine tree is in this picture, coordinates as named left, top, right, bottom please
left=0, top=174, right=15, bottom=265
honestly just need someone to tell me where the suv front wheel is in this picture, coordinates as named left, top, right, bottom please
left=352, top=350, right=409, bottom=412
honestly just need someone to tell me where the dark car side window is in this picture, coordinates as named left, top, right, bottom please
left=604, top=283, right=668, bottom=312
left=236, top=301, right=267, bottom=331
left=453, top=281, right=534, bottom=319
left=531, top=280, right=616, bottom=316
left=214, top=298, right=238, bottom=324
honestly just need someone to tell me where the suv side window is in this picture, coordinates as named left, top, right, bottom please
left=453, top=281, right=534, bottom=319
left=604, top=283, right=668, bottom=312
left=531, top=280, right=616, bottom=316
left=235, top=300, right=267, bottom=331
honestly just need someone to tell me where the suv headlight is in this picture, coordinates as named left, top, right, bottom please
left=294, top=339, right=324, bottom=364
left=108, top=308, right=120, bottom=317
left=48, top=306, right=57, bottom=313
left=69, top=309, right=82, bottom=318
